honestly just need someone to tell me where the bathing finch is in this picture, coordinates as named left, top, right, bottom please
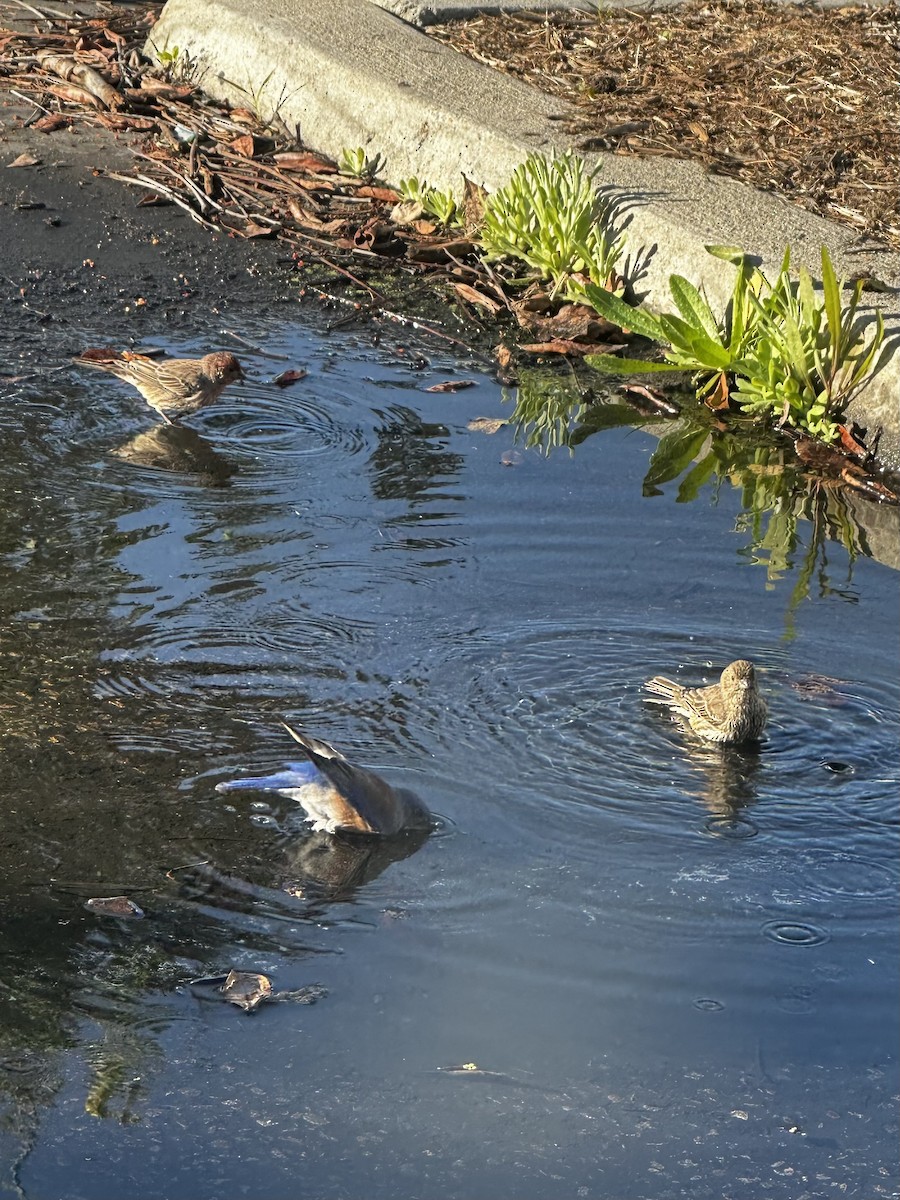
left=644, top=659, right=768, bottom=745
left=73, top=349, right=244, bottom=422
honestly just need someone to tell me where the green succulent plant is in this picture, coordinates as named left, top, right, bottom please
left=397, top=177, right=462, bottom=227
left=479, top=152, right=623, bottom=297
left=338, top=146, right=386, bottom=180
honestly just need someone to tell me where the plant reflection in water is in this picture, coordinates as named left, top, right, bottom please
left=508, top=366, right=893, bottom=635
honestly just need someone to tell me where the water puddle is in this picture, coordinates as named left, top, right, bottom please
left=1, top=310, right=897, bottom=1199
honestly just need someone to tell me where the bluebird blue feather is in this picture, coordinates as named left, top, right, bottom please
left=216, top=724, right=431, bottom=837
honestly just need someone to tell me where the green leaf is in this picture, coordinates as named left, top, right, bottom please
left=643, top=424, right=711, bottom=490
left=669, top=275, right=721, bottom=344
left=571, top=403, right=668, bottom=443
left=676, top=451, right=718, bottom=503
left=581, top=285, right=666, bottom=342
left=705, top=245, right=749, bottom=267
left=584, top=354, right=683, bottom=376
left=821, top=246, right=843, bottom=350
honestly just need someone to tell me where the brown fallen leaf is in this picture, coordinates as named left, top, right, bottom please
left=519, top=339, right=599, bottom=356
left=703, top=371, right=731, bottom=410
left=230, top=133, right=256, bottom=158
left=468, top=417, right=508, bottom=434
left=356, top=184, right=401, bottom=203
left=272, top=368, right=308, bottom=387
left=273, top=151, right=338, bottom=173
left=228, top=107, right=259, bottom=125
left=85, top=895, right=144, bottom=918
left=453, top=282, right=503, bottom=315
left=232, top=221, right=278, bottom=239
left=295, top=176, right=337, bottom=194
left=95, top=113, right=156, bottom=133
left=74, top=347, right=122, bottom=363
left=32, top=114, right=70, bottom=134
left=139, top=76, right=194, bottom=100
left=48, top=82, right=104, bottom=110
left=406, top=238, right=476, bottom=263
left=425, top=379, right=477, bottom=393
left=514, top=301, right=617, bottom=343
left=221, top=970, right=272, bottom=1013
left=37, top=50, right=121, bottom=109
left=462, top=175, right=487, bottom=234
left=836, top=423, right=869, bottom=461
left=7, top=153, right=41, bottom=169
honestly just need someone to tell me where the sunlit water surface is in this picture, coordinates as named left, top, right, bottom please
left=1, top=309, right=897, bottom=1200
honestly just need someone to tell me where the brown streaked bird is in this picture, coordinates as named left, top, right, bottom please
left=73, top=349, right=244, bottom=422
left=644, top=659, right=768, bottom=745
left=215, top=723, right=432, bottom=837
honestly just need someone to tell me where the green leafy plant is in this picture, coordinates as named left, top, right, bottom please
left=584, top=245, right=894, bottom=443
left=397, top=177, right=462, bottom=227
left=155, top=44, right=180, bottom=68
left=338, top=146, right=385, bottom=180
left=731, top=247, right=892, bottom=442
left=479, top=152, right=623, bottom=297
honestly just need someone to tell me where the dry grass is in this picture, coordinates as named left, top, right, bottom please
left=431, top=1, right=900, bottom=249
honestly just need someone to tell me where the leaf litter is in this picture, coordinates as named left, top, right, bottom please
left=430, top=0, right=900, bottom=250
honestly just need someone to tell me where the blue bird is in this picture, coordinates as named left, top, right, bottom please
left=216, top=723, right=431, bottom=837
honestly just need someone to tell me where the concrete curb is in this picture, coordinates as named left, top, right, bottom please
left=147, top=0, right=900, bottom=468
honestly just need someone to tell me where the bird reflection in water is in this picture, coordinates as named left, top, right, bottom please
left=686, top=741, right=764, bottom=836
left=111, top=421, right=237, bottom=486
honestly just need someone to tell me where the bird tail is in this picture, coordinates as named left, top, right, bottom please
left=644, top=675, right=682, bottom=702
left=280, top=721, right=346, bottom=764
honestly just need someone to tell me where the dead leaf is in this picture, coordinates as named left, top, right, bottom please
left=453, top=282, right=503, bottom=315
left=496, top=345, right=513, bottom=369
left=32, top=114, right=70, bottom=134
left=37, top=50, right=121, bottom=109
left=230, top=133, right=256, bottom=158
left=221, top=970, right=272, bottom=1012
left=139, top=76, right=194, bottom=100
left=356, top=184, right=400, bottom=203
left=272, top=368, right=308, bottom=387
left=232, top=221, right=278, bottom=239
left=7, top=153, right=40, bottom=169
left=703, top=371, right=731, bottom=410
left=519, top=339, right=598, bottom=356
left=405, top=238, right=476, bottom=263
left=96, top=113, right=156, bottom=132
left=462, top=175, right=487, bottom=234
left=273, top=151, right=338, bottom=173
left=468, top=417, right=508, bottom=434
left=48, top=82, right=104, bottom=110
left=836, top=423, right=868, bottom=461
left=411, top=218, right=438, bottom=236
left=425, top=379, right=477, bottom=393
left=390, top=199, right=424, bottom=226
left=74, top=347, right=121, bottom=363
left=85, top=896, right=144, bottom=918
left=687, top=121, right=710, bottom=143
left=515, top=301, right=618, bottom=343
left=228, top=107, right=259, bottom=125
